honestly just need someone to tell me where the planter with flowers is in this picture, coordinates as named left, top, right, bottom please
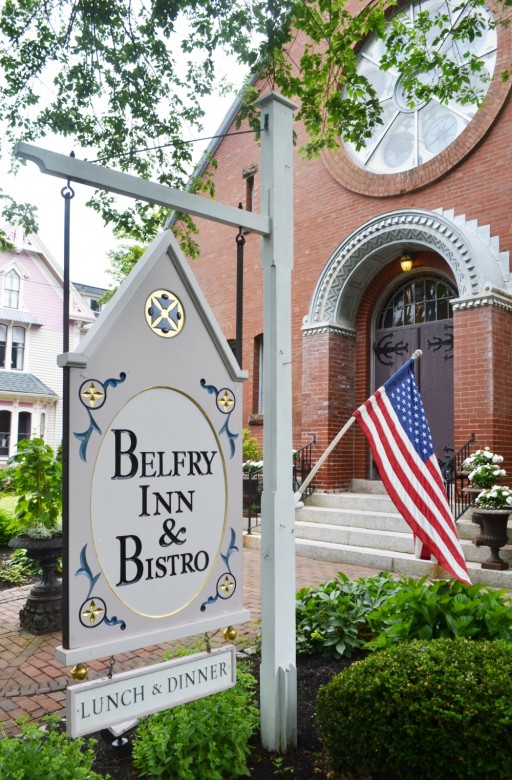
left=5, top=438, right=62, bottom=634
left=462, top=448, right=506, bottom=528
left=462, top=446, right=511, bottom=571
left=462, top=447, right=505, bottom=496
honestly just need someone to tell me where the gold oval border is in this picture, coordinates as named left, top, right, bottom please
left=90, top=385, right=228, bottom=619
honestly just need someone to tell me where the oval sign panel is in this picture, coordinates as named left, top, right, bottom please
left=91, top=387, right=226, bottom=618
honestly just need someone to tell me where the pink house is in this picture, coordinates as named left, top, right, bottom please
left=0, top=229, right=97, bottom=458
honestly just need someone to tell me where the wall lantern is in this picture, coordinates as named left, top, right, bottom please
left=400, top=255, right=413, bottom=272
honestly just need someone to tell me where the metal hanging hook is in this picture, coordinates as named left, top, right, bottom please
left=61, top=181, right=75, bottom=201
left=61, top=151, right=76, bottom=201
left=236, top=224, right=245, bottom=248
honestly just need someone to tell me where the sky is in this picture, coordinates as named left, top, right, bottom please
left=2, top=87, right=239, bottom=290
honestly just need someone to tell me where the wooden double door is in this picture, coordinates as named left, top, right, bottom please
left=373, top=276, right=455, bottom=462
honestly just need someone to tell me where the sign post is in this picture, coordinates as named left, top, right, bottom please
left=257, top=93, right=297, bottom=752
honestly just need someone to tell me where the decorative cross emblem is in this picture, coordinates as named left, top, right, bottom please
left=218, top=574, right=236, bottom=599
left=81, top=382, right=104, bottom=408
left=81, top=599, right=104, bottom=625
left=145, top=289, right=185, bottom=338
left=217, top=388, right=235, bottom=414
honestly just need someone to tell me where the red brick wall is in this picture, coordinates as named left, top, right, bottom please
left=301, top=327, right=356, bottom=489
left=188, top=20, right=512, bottom=487
left=454, top=304, right=512, bottom=465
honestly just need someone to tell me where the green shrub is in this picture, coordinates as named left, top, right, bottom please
left=366, top=578, right=512, bottom=648
left=0, top=716, right=108, bottom=779
left=132, top=669, right=258, bottom=779
left=296, top=573, right=512, bottom=659
left=0, top=549, right=41, bottom=585
left=0, top=508, right=20, bottom=546
left=242, top=429, right=262, bottom=462
left=318, top=638, right=512, bottom=780
left=5, top=438, right=62, bottom=535
left=295, top=571, right=403, bottom=658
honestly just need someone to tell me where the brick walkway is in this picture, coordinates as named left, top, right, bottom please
left=0, top=547, right=379, bottom=736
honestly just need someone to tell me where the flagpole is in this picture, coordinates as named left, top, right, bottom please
left=295, top=350, right=423, bottom=505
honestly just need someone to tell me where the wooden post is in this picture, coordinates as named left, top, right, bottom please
left=257, top=91, right=297, bottom=752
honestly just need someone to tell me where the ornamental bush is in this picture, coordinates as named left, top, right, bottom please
left=296, top=571, right=403, bottom=658
left=296, top=574, right=512, bottom=658
left=317, top=638, right=512, bottom=780
left=0, top=507, right=20, bottom=546
left=0, top=716, right=107, bottom=779
left=365, top=577, right=512, bottom=649
left=132, top=669, right=258, bottom=779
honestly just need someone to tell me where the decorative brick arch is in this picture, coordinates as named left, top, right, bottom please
left=304, top=208, right=510, bottom=332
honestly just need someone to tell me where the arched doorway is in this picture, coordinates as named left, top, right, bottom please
left=302, top=206, right=509, bottom=489
left=374, top=274, right=457, bottom=460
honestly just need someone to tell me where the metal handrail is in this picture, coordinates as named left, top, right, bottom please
left=440, top=433, right=476, bottom=520
left=293, top=436, right=317, bottom=497
left=244, top=436, right=317, bottom=534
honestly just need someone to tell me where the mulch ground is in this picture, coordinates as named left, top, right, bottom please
left=85, top=653, right=355, bottom=779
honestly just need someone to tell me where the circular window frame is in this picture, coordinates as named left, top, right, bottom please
left=321, top=1, right=512, bottom=197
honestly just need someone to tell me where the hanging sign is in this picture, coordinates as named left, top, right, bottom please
left=67, top=646, right=235, bottom=737
left=57, top=231, right=249, bottom=664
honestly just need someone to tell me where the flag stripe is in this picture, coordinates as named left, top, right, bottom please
left=356, top=394, right=469, bottom=583
left=353, top=360, right=470, bottom=585
left=367, top=391, right=453, bottom=521
left=373, top=392, right=460, bottom=541
left=356, top=400, right=469, bottom=582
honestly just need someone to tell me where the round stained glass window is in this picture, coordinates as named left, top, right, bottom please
left=345, top=0, right=497, bottom=174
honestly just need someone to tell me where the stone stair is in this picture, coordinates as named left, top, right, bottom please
left=243, top=479, right=512, bottom=588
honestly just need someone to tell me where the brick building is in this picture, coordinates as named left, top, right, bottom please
left=190, top=0, right=512, bottom=490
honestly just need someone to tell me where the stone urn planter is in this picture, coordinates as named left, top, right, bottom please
left=9, top=535, right=62, bottom=634
left=472, top=509, right=510, bottom=571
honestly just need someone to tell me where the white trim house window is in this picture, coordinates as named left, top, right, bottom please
left=4, top=269, right=20, bottom=308
left=0, top=324, right=6, bottom=367
left=0, top=324, right=26, bottom=369
left=11, top=326, right=25, bottom=369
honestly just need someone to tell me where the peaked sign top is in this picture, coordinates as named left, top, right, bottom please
left=57, top=230, right=249, bottom=664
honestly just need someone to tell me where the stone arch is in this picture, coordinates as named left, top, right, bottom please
left=304, top=208, right=510, bottom=332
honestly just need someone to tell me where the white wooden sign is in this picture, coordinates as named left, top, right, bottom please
left=67, top=646, right=235, bottom=737
left=57, top=231, right=249, bottom=664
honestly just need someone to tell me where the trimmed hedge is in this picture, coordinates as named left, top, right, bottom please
left=317, top=638, right=512, bottom=780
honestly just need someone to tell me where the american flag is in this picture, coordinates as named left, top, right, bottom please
left=353, top=358, right=471, bottom=585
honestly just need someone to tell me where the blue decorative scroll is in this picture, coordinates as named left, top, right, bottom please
left=200, top=528, right=238, bottom=612
left=74, top=372, right=126, bottom=461
left=76, top=545, right=126, bottom=631
left=200, top=378, right=238, bottom=458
